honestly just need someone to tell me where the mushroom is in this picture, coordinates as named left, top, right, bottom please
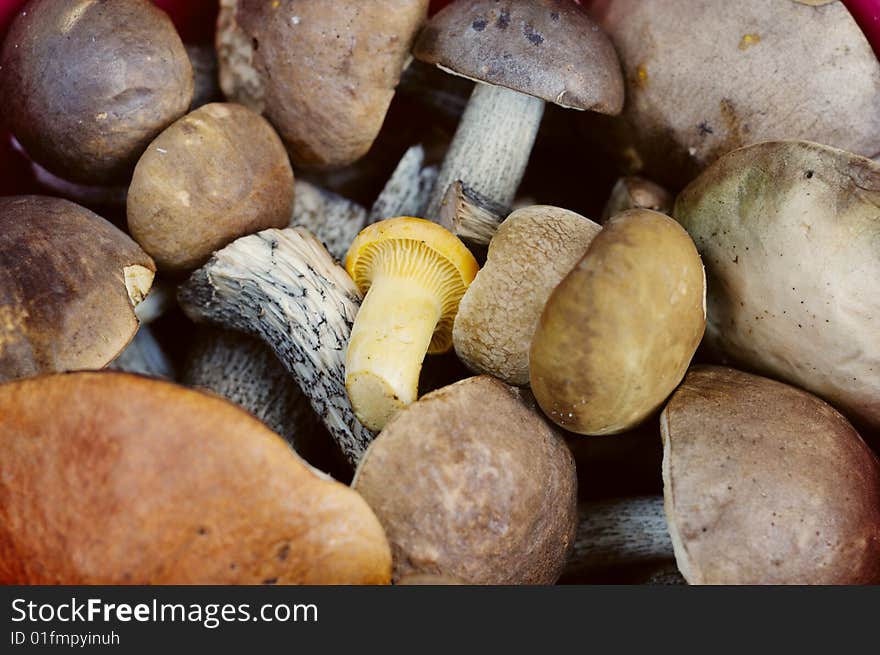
left=0, top=196, right=155, bottom=383
left=561, top=366, right=880, bottom=584
left=413, top=0, right=624, bottom=218
left=437, top=180, right=508, bottom=251
left=352, top=375, right=578, bottom=584
left=453, top=205, right=601, bottom=385
left=216, top=0, right=429, bottom=169
left=585, top=0, right=880, bottom=188
left=108, top=325, right=175, bottom=381
left=530, top=208, right=705, bottom=435
left=127, top=102, right=294, bottom=273
left=186, top=43, right=223, bottom=111
left=0, top=371, right=391, bottom=584
left=0, top=0, right=193, bottom=185
left=674, top=140, right=880, bottom=430
left=600, top=176, right=673, bottom=224
left=178, top=227, right=370, bottom=466
left=368, top=144, right=439, bottom=225
left=344, top=217, right=479, bottom=431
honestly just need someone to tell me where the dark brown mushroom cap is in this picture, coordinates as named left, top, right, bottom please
left=352, top=376, right=578, bottom=584
left=217, top=0, right=429, bottom=170
left=662, top=366, right=880, bottom=585
left=0, top=372, right=392, bottom=584
left=127, top=103, right=294, bottom=273
left=0, top=0, right=193, bottom=185
left=0, top=196, right=155, bottom=383
left=414, top=0, right=624, bottom=114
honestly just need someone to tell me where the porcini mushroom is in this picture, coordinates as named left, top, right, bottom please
left=216, top=0, right=429, bottom=169
left=453, top=205, right=601, bottom=385
left=562, top=366, right=880, bottom=584
left=352, top=376, right=578, bottom=584
left=674, top=140, right=880, bottom=430
left=0, top=371, right=391, bottom=584
left=0, top=196, right=155, bottom=382
left=437, top=180, right=508, bottom=250
left=586, top=0, right=880, bottom=188
left=127, top=102, right=294, bottom=273
left=414, top=0, right=624, bottom=217
left=344, top=217, right=479, bottom=431
left=530, top=208, right=705, bottom=435
left=600, top=176, right=673, bottom=224
left=0, top=0, right=194, bottom=184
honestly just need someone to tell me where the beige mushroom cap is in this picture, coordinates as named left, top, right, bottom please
left=453, top=205, right=601, bottom=385
left=662, top=366, right=880, bottom=585
left=0, top=372, right=391, bottom=584
left=530, top=208, right=706, bottom=435
left=353, top=376, right=578, bottom=584
left=217, top=0, right=429, bottom=170
left=0, top=196, right=155, bottom=383
left=674, top=140, right=880, bottom=430
left=127, top=102, right=294, bottom=273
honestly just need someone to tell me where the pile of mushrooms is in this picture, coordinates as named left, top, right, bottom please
left=0, top=0, right=879, bottom=586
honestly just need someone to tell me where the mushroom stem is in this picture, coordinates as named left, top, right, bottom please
left=179, top=227, right=371, bottom=466
left=346, top=274, right=442, bottom=431
left=368, top=144, right=438, bottom=224
left=291, top=180, right=368, bottom=261
left=108, top=325, right=175, bottom=380
left=562, top=496, right=676, bottom=582
left=424, top=83, right=544, bottom=220
left=438, top=180, right=507, bottom=247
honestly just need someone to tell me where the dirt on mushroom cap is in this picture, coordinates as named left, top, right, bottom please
left=0, top=196, right=155, bottom=383
left=352, top=376, right=578, bottom=584
left=0, top=371, right=391, bottom=585
left=661, top=366, right=880, bottom=585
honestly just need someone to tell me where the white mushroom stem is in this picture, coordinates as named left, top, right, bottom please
left=562, top=496, right=677, bottom=581
left=133, top=279, right=177, bottom=325
left=368, top=144, right=438, bottom=224
left=108, top=325, right=175, bottom=380
left=291, top=180, right=368, bottom=261
left=425, top=83, right=545, bottom=220
left=438, top=180, right=508, bottom=247
left=179, top=227, right=371, bottom=466
left=183, top=328, right=323, bottom=456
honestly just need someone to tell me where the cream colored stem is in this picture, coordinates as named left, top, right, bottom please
left=346, top=275, right=441, bottom=432
left=425, top=84, right=545, bottom=220
left=368, top=145, right=438, bottom=224
left=108, top=325, right=174, bottom=380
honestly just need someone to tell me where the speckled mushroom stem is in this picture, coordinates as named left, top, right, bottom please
left=562, top=496, right=678, bottom=583
left=368, top=144, right=438, bottom=224
left=438, top=180, right=507, bottom=248
left=108, top=325, right=175, bottom=380
left=424, top=83, right=545, bottom=220
left=179, top=227, right=371, bottom=466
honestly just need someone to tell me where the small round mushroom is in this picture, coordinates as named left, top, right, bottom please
left=217, top=0, right=429, bottom=169
left=586, top=0, right=880, bottom=188
left=675, top=140, right=880, bottom=430
left=127, top=102, right=293, bottom=273
left=414, top=0, right=624, bottom=218
left=344, top=217, right=479, bottom=432
left=352, top=375, right=578, bottom=584
left=0, top=196, right=155, bottom=383
left=662, top=366, right=880, bottom=584
left=0, top=371, right=391, bottom=584
left=453, top=205, right=601, bottom=385
left=530, top=208, right=706, bottom=435
left=0, top=0, right=194, bottom=185
left=600, top=176, right=673, bottom=224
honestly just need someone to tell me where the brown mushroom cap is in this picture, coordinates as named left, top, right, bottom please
left=587, top=0, right=880, bottom=188
left=0, top=196, right=155, bottom=383
left=600, top=176, right=673, bottom=224
left=414, top=0, right=623, bottom=114
left=453, top=205, right=601, bottom=385
left=217, top=0, right=428, bottom=170
left=127, top=102, right=294, bottom=273
left=352, top=376, right=578, bottom=584
left=0, top=371, right=391, bottom=584
left=662, top=366, right=880, bottom=584
left=530, top=208, right=706, bottom=435
left=674, top=140, right=880, bottom=430
left=0, top=0, right=193, bottom=185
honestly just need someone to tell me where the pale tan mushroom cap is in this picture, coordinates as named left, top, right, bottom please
left=662, top=366, right=880, bottom=585
left=0, top=196, right=155, bottom=383
left=0, top=372, right=391, bottom=584
left=453, top=205, right=601, bottom=385
left=415, top=0, right=623, bottom=114
left=530, top=209, right=706, bottom=435
left=353, top=376, right=578, bottom=584
left=674, top=140, right=880, bottom=430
